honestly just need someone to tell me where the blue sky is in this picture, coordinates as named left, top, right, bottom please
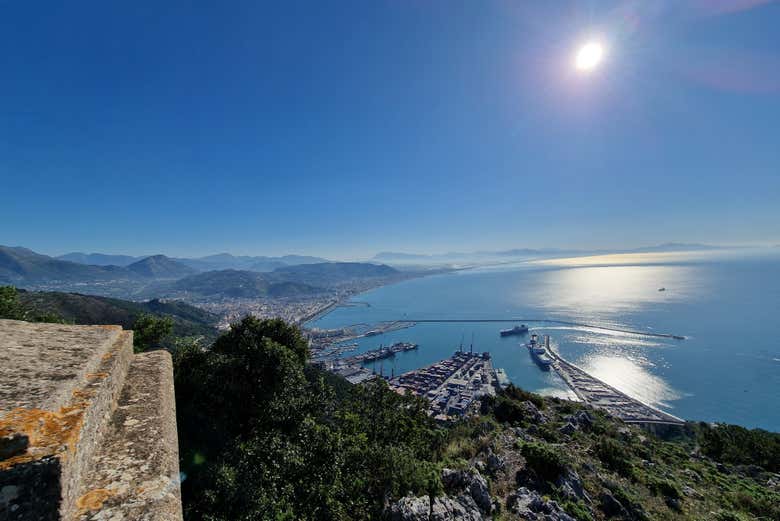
left=1, top=1, right=778, bottom=259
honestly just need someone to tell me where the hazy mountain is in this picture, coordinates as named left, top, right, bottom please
left=626, top=242, right=722, bottom=253
left=0, top=245, right=138, bottom=284
left=126, top=255, right=197, bottom=279
left=247, top=260, right=288, bottom=272
left=176, top=253, right=329, bottom=272
left=163, top=270, right=325, bottom=299
left=374, top=243, right=726, bottom=264
left=17, top=289, right=218, bottom=338
left=56, top=252, right=142, bottom=266
left=271, top=262, right=398, bottom=287
left=55, top=250, right=330, bottom=272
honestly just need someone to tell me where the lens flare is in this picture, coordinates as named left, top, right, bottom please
left=575, top=42, right=605, bottom=71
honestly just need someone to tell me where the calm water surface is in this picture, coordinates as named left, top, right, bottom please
left=310, top=250, right=780, bottom=431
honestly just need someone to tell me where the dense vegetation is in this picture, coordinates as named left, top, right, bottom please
left=0, top=285, right=216, bottom=350
left=174, top=316, right=447, bottom=520
left=174, top=318, right=780, bottom=521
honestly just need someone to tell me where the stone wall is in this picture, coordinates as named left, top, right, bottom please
left=0, top=319, right=183, bottom=521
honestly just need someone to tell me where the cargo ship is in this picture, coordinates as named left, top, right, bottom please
left=500, top=324, right=529, bottom=337
left=525, top=334, right=553, bottom=370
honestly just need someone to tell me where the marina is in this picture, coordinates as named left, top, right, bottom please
left=318, top=341, right=419, bottom=384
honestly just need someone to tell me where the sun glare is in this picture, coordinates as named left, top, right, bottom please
left=575, top=41, right=604, bottom=72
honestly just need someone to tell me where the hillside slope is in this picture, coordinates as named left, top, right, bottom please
left=271, top=261, right=399, bottom=287
left=127, top=255, right=197, bottom=279
left=164, top=269, right=325, bottom=298
left=17, top=290, right=218, bottom=338
left=0, top=245, right=137, bottom=284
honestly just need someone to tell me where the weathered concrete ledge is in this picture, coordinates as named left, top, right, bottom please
left=0, top=319, right=183, bottom=521
left=74, top=351, right=182, bottom=521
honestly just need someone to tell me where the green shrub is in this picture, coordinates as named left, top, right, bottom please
left=595, top=437, right=633, bottom=476
left=521, top=441, right=567, bottom=482
left=698, top=422, right=780, bottom=472
left=646, top=476, right=682, bottom=499
left=502, top=385, right=545, bottom=409
left=560, top=500, right=593, bottom=521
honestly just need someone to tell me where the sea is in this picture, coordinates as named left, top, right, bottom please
left=308, top=249, right=780, bottom=432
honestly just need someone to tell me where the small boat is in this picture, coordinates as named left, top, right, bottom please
left=500, top=324, right=529, bottom=337
left=658, top=287, right=666, bottom=292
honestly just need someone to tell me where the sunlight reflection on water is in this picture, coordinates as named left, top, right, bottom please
left=579, top=354, right=682, bottom=409
left=534, top=264, right=701, bottom=315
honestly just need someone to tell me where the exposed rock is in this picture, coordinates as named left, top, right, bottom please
left=521, top=401, right=547, bottom=425
left=507, top=487, right=577, bottom=521
left=486, top=448, right=506, bottom=474
left=556, top=468, right=591, bottom=503
left=441, top=468, right=492, bottom=514
left=388, top=495, right=430, bottom=521
left=559, top=422, right=577, bottom=436
left=682, top=468, right=702, bottom=483
left=388, top=494, right=486, bottom=521
left=599, top=491, right=629, bottom=519
left=682, top=485, right=703, bottom=499
left=568, top=410, right=593, bottom=431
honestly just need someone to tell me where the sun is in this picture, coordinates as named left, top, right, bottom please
left=574, top=41, right=605, bottom=72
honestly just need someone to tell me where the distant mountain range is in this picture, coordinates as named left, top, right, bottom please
left=1, top=245, right=400, bottom=300
left=373, top=243, right=728, bottom=264
left=0, top=246, right=139, bottom=284
left=57, top=252, right=143, bottom=266
left=57, top=251, right=329, bottom=272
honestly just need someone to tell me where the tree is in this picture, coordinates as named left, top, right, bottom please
left=132, top=313, right=174, bottom=352
left=0, top=286, right=25, bottom=320
left=0, top=286, right=65, bottom=323
left=174, top=316, right=446, bottom=520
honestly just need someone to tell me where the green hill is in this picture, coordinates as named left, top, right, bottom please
left=270, top=261, right=399, bottom=287
left=164, top=269, right=325, bottom=298
left=16, top=289, right=218, bottom=338
left=0, top=245, right=139, bottom=284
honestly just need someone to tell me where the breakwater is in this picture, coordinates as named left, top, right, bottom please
left=402, top=318, right=686, bottom=340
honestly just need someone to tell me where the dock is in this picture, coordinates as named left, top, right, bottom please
left=548, top=349, right=684, bottom=426
left=389, top=350, right=498, bottom=420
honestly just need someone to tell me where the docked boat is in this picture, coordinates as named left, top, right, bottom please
left=525, top=334, right=553, bottom=370
left=500, top=324, right=529, bottom=337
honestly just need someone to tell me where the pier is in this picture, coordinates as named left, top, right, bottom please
left=547, top=349, right=684, bottom=426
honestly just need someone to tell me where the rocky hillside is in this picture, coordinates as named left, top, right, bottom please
left=390, top=386, right=780, bottom=521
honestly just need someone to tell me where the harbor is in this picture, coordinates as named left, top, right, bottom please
left=388, top=349, right=499, bottom=420
left=318, top=341, right=419, bottom=384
